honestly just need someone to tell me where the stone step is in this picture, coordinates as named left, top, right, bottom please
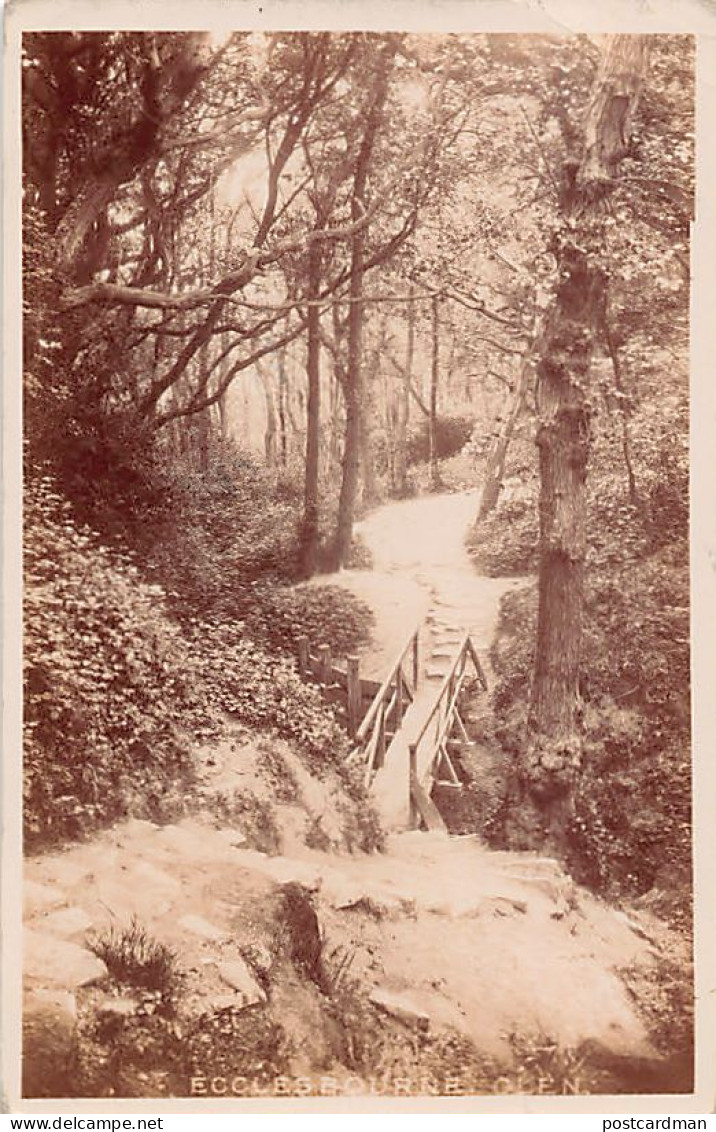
left=369, top=987, right=430, bottom=1032
left=425, top=666, right=447, bottom=680
left=24, top=930, right=107, bottom=990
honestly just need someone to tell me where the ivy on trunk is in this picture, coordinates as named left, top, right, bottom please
left=517, top=35, right=650, bottom=849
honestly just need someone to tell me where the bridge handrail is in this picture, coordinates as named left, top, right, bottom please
left=354, top=626, right=419, bottom=745
left=413, top=633, right=487, bottom=751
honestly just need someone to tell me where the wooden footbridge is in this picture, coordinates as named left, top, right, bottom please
left=297, top=623, right=488, bottom=832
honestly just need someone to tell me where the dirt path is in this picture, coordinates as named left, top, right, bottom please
left=328, top=489, right=526, bottom=685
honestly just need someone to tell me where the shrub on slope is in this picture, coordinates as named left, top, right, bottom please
left=23, top=476, right=206, bottom=848
left=24, top=477, right=377, bottom=851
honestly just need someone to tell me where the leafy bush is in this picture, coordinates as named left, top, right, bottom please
left=140, top=445, right=301, bottom=624
left=24, top=475, right=380, bottom=852
left=23, top=475, right=209, bottom=849
left=188, top=621, right=350, bottom=776
left=571, top=543, right=691, bottom=900
left=469, top=491, right=538, bottom=576
left=630, top=395, right=689, bottom=552
left=406, top=414, right=474, bottom=465
left=245, top=583, right=374, bottom=658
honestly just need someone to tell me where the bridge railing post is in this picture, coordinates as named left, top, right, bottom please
left=318, top=642, right=332, bottom=685
left=396, top=664, right=404, bottom=727
left=409, top=743, right=418, bottom=829
left=412, top=631, right=419, bottom=690
left=346, top=655, right=360, bottom=738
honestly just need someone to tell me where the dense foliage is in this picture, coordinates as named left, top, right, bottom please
left=406, top=414, right=475, bottom=466
left=23, top=477, right=202, bottom=847
left=187, top=620, right=349, bottom=774
left=245, top=583, right=374, bottom=658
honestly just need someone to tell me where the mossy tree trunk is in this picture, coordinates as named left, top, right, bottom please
left=516, top=35, right=649, bottom=849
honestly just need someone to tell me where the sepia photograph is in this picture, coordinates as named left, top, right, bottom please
left=6, top=1, right=712, bottom=1112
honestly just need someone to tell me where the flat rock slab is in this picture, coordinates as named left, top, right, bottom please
left=216, top=958, right=267, bottom=1007
left=34, top=858, right=93, bottom=891
left=91, top=878, right=174, bottom=923
left=23, top=881, right=67, bottom=918
left=38, top=905, right=94, bottom=938
left=369, top=987, right=430, bottom=1032
left=24, top=929, right=107, bottom=989
left=124, top=860, right=183, bottom=894
left=177, top=914, right=228, bottom=942
left=153, top=821, right=244, bottom=864
left=256, top=857, right=323, bottom=890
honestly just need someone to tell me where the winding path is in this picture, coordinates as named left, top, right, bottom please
left=331, top=489, right=526, bottom=686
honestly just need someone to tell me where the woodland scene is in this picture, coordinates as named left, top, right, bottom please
left=20, top=30, right=693, bottom=1100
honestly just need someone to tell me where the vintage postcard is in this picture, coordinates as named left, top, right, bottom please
left=3, top=0, right=715, bottom=1116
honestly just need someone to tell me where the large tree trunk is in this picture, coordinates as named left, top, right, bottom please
left=476, top=333, right=536, bottom=521
left=393, top=284, right=415, bottom=496
left=330, top=45, right=394, bottom=568
left=515, top=35, right=649, bottom=849
left=299, top=242, right=323, bottom=577
left=429, top=294, right=441, bottom=490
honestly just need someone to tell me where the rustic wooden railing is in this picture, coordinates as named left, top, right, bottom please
left=296, top=635, right=382, bottom=738
left=408, top=634, right=488, bottom=831
left=352, top=627, right=420, bottom=784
